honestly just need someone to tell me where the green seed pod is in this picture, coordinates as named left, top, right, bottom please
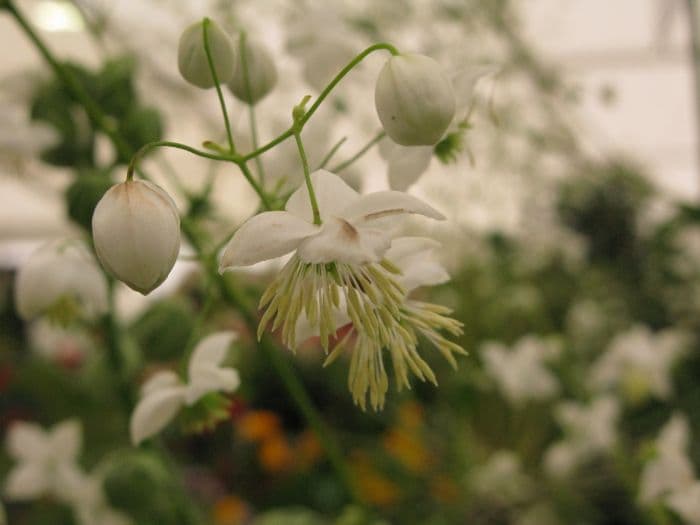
left=178, top=19, right=235, bottom=89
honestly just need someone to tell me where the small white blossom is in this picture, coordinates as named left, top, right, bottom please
left=481, top=335, right=560, bottom=404
left=591, top=325, right=687, bottom=403
left=14, top=240, right=108, bottom=322
left=130, top=332, right=240, bottom=444
left=4, top=420, right=84, bottom=502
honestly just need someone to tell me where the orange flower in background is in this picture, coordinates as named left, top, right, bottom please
left=213, top=495, right=249, bottom=525
left=430, top=475, right=462, bottom=504
left=259, top=435, right=294, bottom=473
left=397, top=401, right=425, bottom=429
left=295, top=429, right=323, bottom=469
left=383, top=428, right=432, bottom=474
left=237, top=410, right=281, bottom=442
left=351, top=452, right=401, bottom=507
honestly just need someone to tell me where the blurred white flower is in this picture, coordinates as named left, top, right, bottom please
left=70, top=472, right=132, bottom=525
left=227, top=34, right=278, bottom=104
left=639, top=413, right=695, bottom=504
left=92, top=180, right=181, bottom=295
left=481, top=335, right=560, bottom=404
left=14, top=239, right=108, bottom=322
left=178, top=19, right=235, bottom=89
left=0, top=106, right=58, bottom=164
left=544, top=396, right=619, bottom=477
left=468, top=451, right=533, bottom=502
left=667, top=482, right=700, bottom=525
left=130, top=332, right=240, bottom=444
left=29, top=319, right=91, bottom=368
left=591, top=325, right=687, bottom=403
left=4, top=419, right=84, bottom=501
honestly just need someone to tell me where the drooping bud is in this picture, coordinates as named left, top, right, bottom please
left=178, top=19, right=235, bottom=89
left=14, top=240, right=108, bottom=322
left=92, top=180, right=180, bottom=294
left=228, top=34, right=277, bottom=105
left=374, top=53, right=456, bottom=146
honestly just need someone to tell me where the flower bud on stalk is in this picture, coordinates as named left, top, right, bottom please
left=374, top=53, right=456, bottom=146
left=228, top=35, right=277, bottom=105
left=92, top=180, right=180, bottom=294
left=178, top=19, right=235, bottom=89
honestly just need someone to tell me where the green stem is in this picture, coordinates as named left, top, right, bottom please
left=318, top=136, right=347, bottom=169
left=127, top=141, right=234, bottom=179
left=4, top=0, right=133, bottom=160
left=239, top=161, right=272, bottom=210
left=202, top=17, right=236, bottom=154
left=293, top=129, right=321, bottom=225
left=239, top=32, right=267, bottom=184
left=331, top=131, right=386, bottom=173
left=240, top=42, right=399, bottom=164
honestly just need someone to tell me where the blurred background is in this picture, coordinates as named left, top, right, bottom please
left=1, top=0, right=700, bottom=524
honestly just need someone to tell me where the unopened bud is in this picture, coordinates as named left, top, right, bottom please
left=228, top=35, right=277, bottom=105
left=178, top=19, right=235, bottom=89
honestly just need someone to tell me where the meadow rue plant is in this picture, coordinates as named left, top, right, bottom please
left=130, top=332, right=240, bottom=444
left=14, top=239, right=108, bottom=323
left=92, top=179, right=181, bottom=294
left=375, top=53, right=456, bottom=146
left=178, top=19, right=235, bottom=89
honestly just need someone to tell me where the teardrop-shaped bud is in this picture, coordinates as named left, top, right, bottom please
left=374, top=54, right=456, bottom=146
left=92, top=180, right=180, bottom=294
left=14, top=240, right=108, bottom=322
left=178, top=19, right=235, bottom=89
left=228, top=35, right=277, bottom=105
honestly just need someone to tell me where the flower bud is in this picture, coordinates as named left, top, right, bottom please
left=92, top=180, right=180, bottom=294
left=15, top=240, right=108, bottom=322
left=228, top=35, right=277, bottom=105
left=178, top=19, right=235, bottom=89
left=374, top=54, right=456, bottom=146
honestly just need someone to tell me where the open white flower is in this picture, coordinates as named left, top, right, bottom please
left=4, top=419, right=84, bottom=502
left=14, top=240, right=108, bottom=322
left=639, top=413, right=695, bottom=504
left=130, top=332, right=239, bottom=444
left=70, top=471, right=132, bottom=525
left=481, top=335, right=560, bottom=405
left=667, top=482, right=700, bottom=525
left=380, top=65, right=496, bottom=190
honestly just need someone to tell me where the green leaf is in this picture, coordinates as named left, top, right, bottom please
left=65, top=170, right=114, bottom=230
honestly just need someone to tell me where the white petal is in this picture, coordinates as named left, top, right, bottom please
left=385, top=237, right=442, bottom=264
left=4, top=463, right=48, bottom=500
left=398, top=258, right=450, bottom=292
left=340, top=191, right=445, bottom=223
left=386, top=145, right=433, bottom=191
left=386, top=237, right=449, bottom=291
left=285, top=169, right=359, bottom=223
left=185, top=365, right=240, bottom=405
left=141, top=370, right=181, bottom=396
left=219, top=211, right=318, bottom=269
left=296, top=219, right=392, bottom=264
left=667, top=483, right=700, bottom=525
left=6, top=422, right=48, bottom=462
left=49, top=419, right=82, bottom=461
left=130, top=387, right=185, bottom=445
left=188, top=331, right=238, bottom=373
left=451, top=65, right=498, bottom=122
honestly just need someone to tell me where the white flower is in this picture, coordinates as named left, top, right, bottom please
left=375, top=53, right=456, bottom=146
left=14, top=240, right=108, bottom=322
left=667, top=482, right=700, bottom=525
left=639, top=413, right=695, bottom=504
left=178, top=19, right=235, bottom=89
left=227, top=34, right=277, bottom=105
left=379, top=65, right=496, bottom=190
left=130, top=332, right=239, bottom=444
left=591, top=325, right=687, bottom=403
left=481, top=335, right=560, bottom=404
left=92, top=179, right=180, bottom=295
left=70, top=472, right=132, bottom=525
left=468, top=451, right=533, bottom=502
left=4, top=419, right=84, bottom=502
left=220, top=169, right=444, bottom=269
left=544, top=396, right=619, bottom=477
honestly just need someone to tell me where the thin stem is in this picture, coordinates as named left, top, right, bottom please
left=102, top=280, right=135, bottom=410
left=239, top=32, right=267, bottom=184
left=317, top=136, right=347, bottom=169
left=202, top=18, right=236, bottom=154
left=331, top=131, right=386, bottom=173
left=241, top=42, right=399, bottom=163
left=4, top=0, right=132, bottom=160
left=293, top=129, right=321, bottom=224
left=239, top=161, right=272, bottom=210
left=127, top=141, right=234, bottom=179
